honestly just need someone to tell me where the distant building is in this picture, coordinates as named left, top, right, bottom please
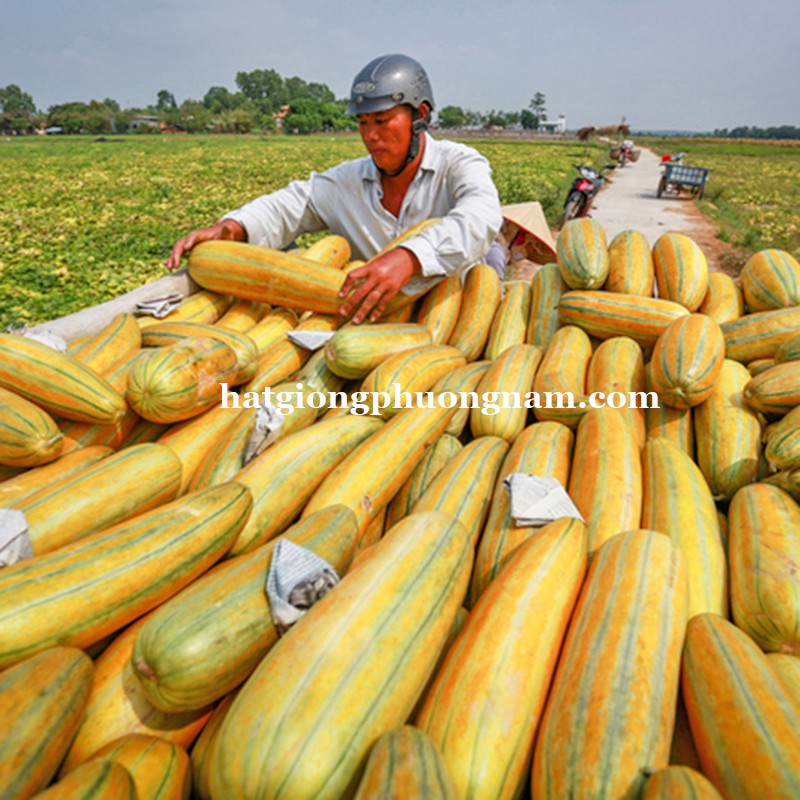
left=128, top=115, right=161, bottom=131
left=539, top=114, right=567, bottom=134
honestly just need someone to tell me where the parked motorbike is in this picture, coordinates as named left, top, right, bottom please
left=560, top=164, right=615, bottom=226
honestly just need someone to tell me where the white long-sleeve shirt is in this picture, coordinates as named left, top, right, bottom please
left=221, top=133, right=503, bottom=296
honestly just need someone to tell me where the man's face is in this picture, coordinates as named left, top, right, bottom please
left=357, top=105, right=413, bottom=174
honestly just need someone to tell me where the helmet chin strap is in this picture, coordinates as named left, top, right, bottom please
left=375, top=109, right=427, bottom=179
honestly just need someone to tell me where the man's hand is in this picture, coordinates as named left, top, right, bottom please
left=165, top=220, right=246, bottom=272
left=338, top=247, right=420, bottom=324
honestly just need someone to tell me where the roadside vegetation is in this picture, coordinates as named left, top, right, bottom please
left=643, top=137, right=800, bottom=260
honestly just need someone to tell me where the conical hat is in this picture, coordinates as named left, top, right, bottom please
left=500, top=202, right=557, bottom=263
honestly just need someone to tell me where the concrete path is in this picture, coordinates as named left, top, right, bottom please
left=589, top=147, right=716, bottom=251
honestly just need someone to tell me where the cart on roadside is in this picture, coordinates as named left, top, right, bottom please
left=657, top=160, right=711, bottom=199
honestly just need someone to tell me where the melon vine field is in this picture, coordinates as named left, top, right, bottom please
left=645, top=137, right=800, bottom=257
left=0, top=133, right=798, bottom=329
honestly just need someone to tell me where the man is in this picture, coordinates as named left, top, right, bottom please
left=166, top=54, right=503, bottom=324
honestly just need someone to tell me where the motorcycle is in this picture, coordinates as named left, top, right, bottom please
left=560, top=164, right=615, bottom=226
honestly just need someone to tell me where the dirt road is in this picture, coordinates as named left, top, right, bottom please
left=587, top=148, right=739, bottom=274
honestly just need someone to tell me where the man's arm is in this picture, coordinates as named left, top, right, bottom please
left=165, top=219, right=247, bottom=272
left=399, top=143, right=503, bottom=289
left=165, top=177, right=325, bottom=272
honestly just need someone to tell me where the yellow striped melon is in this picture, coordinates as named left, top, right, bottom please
left=642, top=766, right=723, bottom=799
left=0, top=483, right=252, bottom=670
left=384, top=434, right=463, bottom=531
left=416, top=273, right=462, bottom=345
left=141, top=321, right=258, bottom=385
left=469, top=423, right=574, bottom=606
left=694, top=358, right=762, bottom=500
left=532, top=324, right=591, bottom=428
left=653, top=232, right=708, bottom=311
left=470, top=343, right=542, bottom=441
left=359, top=344, right=466, bottom=419
left=36, top=759, right=136, bottom=799
left=12, top=442, right=183, bottom=556
left=556, top=217, right=609, bottom=289
left=68, top=312, right=142, bottom=374
left=127, top=336, right=239, bottom=424
left=448, top=264, right=502, bottom=361
left=526, top=262, right=565, bottom=350
left=0, top=333, right=126, bottom=425
left=649, top=314, right=725, bottom=409
left=484, top=281, right=531, bottom=360
left=229, top=415, right=383, bottom=554
left=354, top=726, right=459, bottom=800
left=569, top=404, right=643, bottom=553
left=0, top=444, right=111, bottom=508
left=431, top=360, right=491, bottom=437
left=765, top=404, right=800, bottom=470
left=302, top=405, right=454, bottom=536
left=700, top=271, right=744, bottom=325
left=325, top=323, right=433, bottom=379
left=743, top=361, right=800, bottom=415
left=729, top=483, right=800, bottom=654
left=417, top=517, right=587, bottom=800
left=644, top=362, right=695, bottom=455
left=532, top=530, right=688, bottom=799
left=89, top=734, right=191, bottom=800
left=131, top=506, right=358, bottom=713
left=0, top=386, right=63, bottom=468
left=641, top=438, right=727, bottom=617
left=721, top=306, right=800, bottom=362
left=209, top=512, right=473, bottom=800
left=214, top=297, right=267, bottom=332
left=606, top=228, right=654, bottom=296
left=409, top=436, right=509, bottom=546
left=60, top=612, right=213, bottom=776
left=586, top=336, right=647, bottom=447
left=682, top=613, right=800, bottom=798
left=741, top=248, right=800, bottom=311
left=0, top=647, right=94, bottom=798
left=559, top=290, right=689, bottom=348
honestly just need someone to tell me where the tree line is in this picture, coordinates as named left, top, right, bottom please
left=0, top=74, right=551, bottom=136
left=709, top=125, right=800, bottom=140
left=0, top=70, right=354, bottom=135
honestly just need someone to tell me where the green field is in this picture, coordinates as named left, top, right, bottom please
left=1, top=133, right=797, bottom=328
left=644, top=137, right=800, bottom=258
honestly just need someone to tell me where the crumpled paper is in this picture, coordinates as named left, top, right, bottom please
left=0, top=509, right=33, bottom=568
left=265, top=538, right=340, bottom=634
left=21, top=330, right=68, bottom=353
left=134, top=292, right=184, bottom=318
left=286, top=330, right=335, bottom=350
left=243, top=404, right=285, bottom=465
left=504, top=473, right=585, bottom=527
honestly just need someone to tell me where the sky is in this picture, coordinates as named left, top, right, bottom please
left=2, top=0, right=798, bottom=132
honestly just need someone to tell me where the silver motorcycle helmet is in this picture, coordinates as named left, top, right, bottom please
left=347, top=54, right=434, bottom=176
left=346, top=54, right=434, bottom=115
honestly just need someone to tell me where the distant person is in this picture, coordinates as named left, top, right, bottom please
left=166, top=54, right=504, bottom=323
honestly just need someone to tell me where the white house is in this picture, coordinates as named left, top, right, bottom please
left=539, top=114, right=567, bottom=134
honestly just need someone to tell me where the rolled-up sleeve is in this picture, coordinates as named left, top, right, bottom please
left=221, top=177, right=327, bottom=249
left=399, top=142, right=503, bottom=293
